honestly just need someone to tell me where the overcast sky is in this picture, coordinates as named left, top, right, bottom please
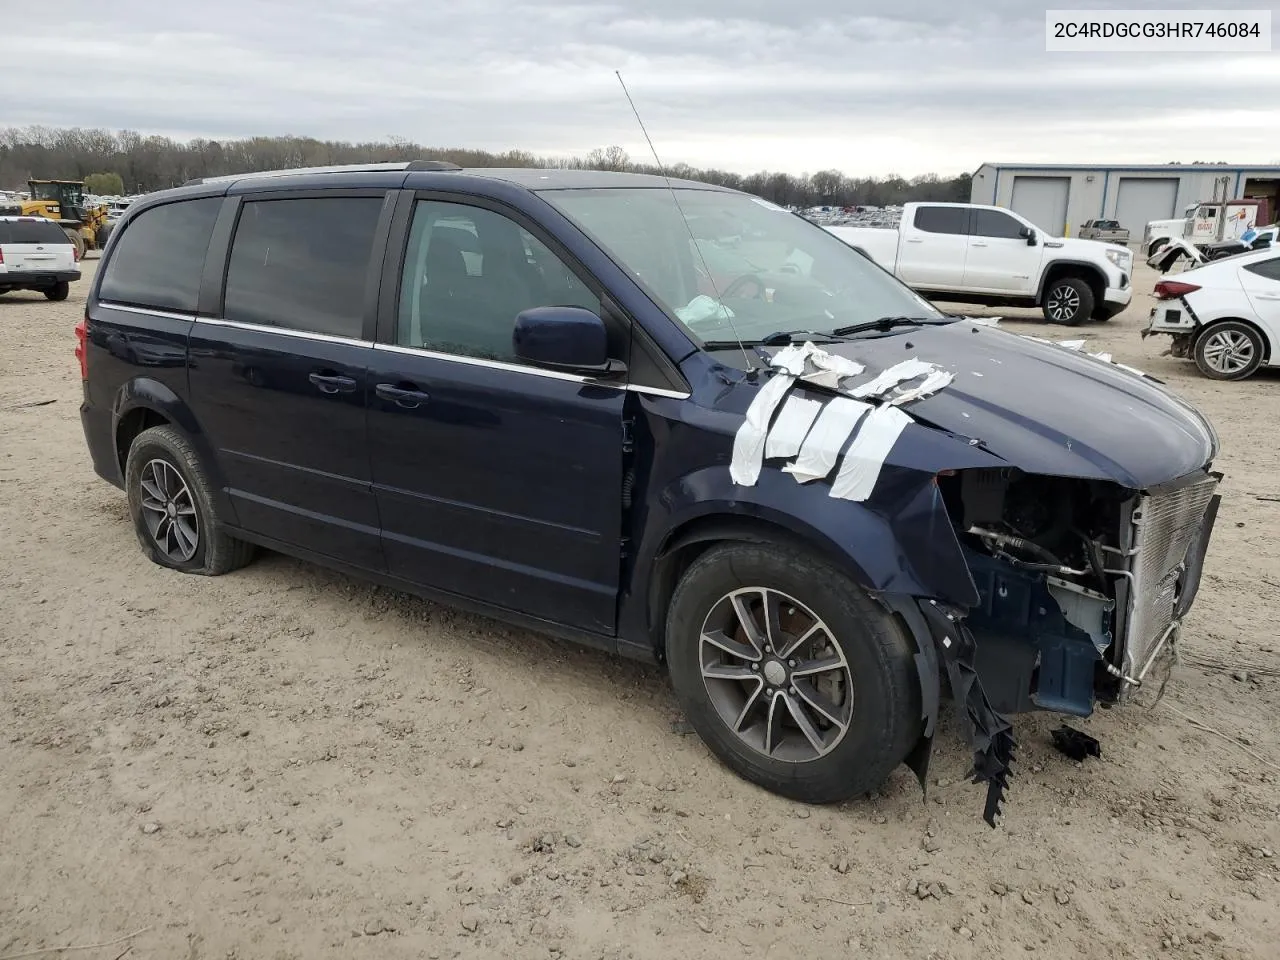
left=8, top=0, right=1280, bottom=176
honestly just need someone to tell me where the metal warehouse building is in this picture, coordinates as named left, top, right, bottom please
left=970, top=163, right=1280, bottom=239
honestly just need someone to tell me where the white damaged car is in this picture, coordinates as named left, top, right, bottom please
left=1143, top=247, right=1280, bottom=380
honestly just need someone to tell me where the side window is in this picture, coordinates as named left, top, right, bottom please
left=224, top=196, right=383, bottom=339
left=971, top=209, right=1026, bottom=240
left=912, top=206, right=968, bottom=235
left=397, top=200, right=602, bottom=363
left=1244, top=257, right=1280, bottom=281
left=99, top=198, right=221, bottom=311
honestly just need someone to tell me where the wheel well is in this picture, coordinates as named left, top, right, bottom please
left=115, top=407, right=170, bottom=474
left=645, top=515, right=853, bottom=661
left=1194, top=317, right=1272, bottom=362
left=1041, top=264, right=1105, bottom=307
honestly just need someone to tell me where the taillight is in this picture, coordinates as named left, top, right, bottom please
left=73, top=243, right=81, bottom=262
left=1153, top=280, right=1201, bottom=300
left=0, top=247, right=5, bottom=264
left=74, top=317, right=88, bottom=380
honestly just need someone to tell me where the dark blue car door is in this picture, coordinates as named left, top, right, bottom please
left=366, top=192, right=626, bottom=633
left=186, top=191, right=395, bottom=569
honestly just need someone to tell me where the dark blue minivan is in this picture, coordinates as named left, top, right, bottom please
left=79, top=162, right=1222, bottom=821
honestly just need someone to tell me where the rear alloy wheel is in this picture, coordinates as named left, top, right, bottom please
left=665, top=542, right=920, bottom=804
left=125, top=425, right=256, bottom=575
left=1194, top=321, right=1264, bottom=380
left=1042, top=276, right=1094, bottom=325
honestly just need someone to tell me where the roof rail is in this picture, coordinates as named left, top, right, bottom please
left=182, top=159, right=462, bottom=187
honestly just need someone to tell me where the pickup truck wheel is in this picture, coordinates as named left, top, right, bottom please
left=1043, top=277, right=1093, bottom=325
left=1194, top=321, right=1264, bottom=380
left=44, top=282, right=69, bottom=302
left=665, top=541, right=920, bottom=804
left=125, top=425, right=256, bottom=576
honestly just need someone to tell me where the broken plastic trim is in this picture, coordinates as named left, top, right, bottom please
left=919, top=599, right=1017, bottom=828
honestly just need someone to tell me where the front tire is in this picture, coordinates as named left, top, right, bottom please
left=44, top=282, right=69, bottom=302
left=125, top=425, right=255, bottom=575
left=665, top=541, right=920, bottom=804
left=1193, top=320, right=1265, bottom=380
left=1042, top=276, right=1094, bottom=325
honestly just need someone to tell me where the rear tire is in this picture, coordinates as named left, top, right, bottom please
left=1193, top=320, right=1264, bottom=381
left=44, top=282, right=69, bottom=302
left=665, top=541, right=920, bottom=804
left=125, top=425, right=256, bottom=576
left=1042, top=276, right=1094, bottom=325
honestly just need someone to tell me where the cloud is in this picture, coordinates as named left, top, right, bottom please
left=6, top=0, right=1279, bottom=175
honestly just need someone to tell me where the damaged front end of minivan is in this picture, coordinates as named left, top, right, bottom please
left=728, top=324, right=1223, bottom=825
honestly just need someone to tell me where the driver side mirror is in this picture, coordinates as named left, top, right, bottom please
left=513, top=306, right=624, bottom=375
left=1019, top=226, right=1037, bottom=246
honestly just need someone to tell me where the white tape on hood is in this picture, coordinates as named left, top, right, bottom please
left=764, top=394, right=823, bottom=460
left=846, top=357, right=937, bottom=399
left=782, top=396, right=870, bottom=484
left=889, top=367, right=954, bottom=406
left=729, top=373, right=794, bottom=486
left=1055, top=339, right=1087, bottom=351
left=769, top=341, right=866, bottom=380
left=968, top=316, right=1002, bottom=326
left=829, top=404, right=913, bottom=502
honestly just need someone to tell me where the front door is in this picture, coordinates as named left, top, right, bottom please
left=186, top=192, right=391, bottom=569
left=367, top=196, right=626, bottom=633
left=962, top=208, right=1041, bottom=293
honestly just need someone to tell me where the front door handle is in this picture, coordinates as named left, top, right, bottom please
left=1255, top=293, right=1280, bottom=300
left=376, top=382, right=431, bottom=409
left=906, top=238, right=924, bottom=244
left=308, top=371, right=357, bottom=394
left=970, top=241, right=988, bottom=247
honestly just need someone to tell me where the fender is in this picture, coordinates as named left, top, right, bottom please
left=1035, top=259, right=1108, bottom=302
left=111, top=377, right=238, bottom=523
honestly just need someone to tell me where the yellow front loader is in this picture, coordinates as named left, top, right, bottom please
left=11, top=180, right=112, bottom=257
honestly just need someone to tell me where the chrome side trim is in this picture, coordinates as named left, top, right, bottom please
left=373, top=343, right=692, bottom=397
left=97, top=302, right=196, bottom=322
left=194, top=315, right=371, bottom=348
left=627, top=384, right=691, bottom=399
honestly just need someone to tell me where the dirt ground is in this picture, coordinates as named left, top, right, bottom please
left=1, top=257, right=1277, bottom=960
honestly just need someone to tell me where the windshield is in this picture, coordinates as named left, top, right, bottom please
left=543, top=187, right=943, bottom=345
left=31, top=182, right=83, bottom=206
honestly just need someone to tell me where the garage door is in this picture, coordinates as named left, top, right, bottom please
left=1113, top=178, right=1179, bottom=239
left=1010, top=177, right=1071, bottom=235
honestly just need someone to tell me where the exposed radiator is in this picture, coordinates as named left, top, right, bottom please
left=1122, top=473, right=1220, bottom=682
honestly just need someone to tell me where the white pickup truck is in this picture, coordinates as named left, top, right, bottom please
left=827, top=202, right=1134, bottom=325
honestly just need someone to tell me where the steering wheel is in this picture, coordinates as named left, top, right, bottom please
left=723, top=273, right=766, bottom=300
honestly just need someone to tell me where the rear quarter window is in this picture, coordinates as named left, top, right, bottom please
left=0, top=220, right=71, bottom=244
left=98, top=198, right=222, bottom=312
left=913, top=206, right=969, bottom=235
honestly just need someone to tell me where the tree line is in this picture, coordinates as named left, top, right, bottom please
left=0, top=126, right=971, bottom=207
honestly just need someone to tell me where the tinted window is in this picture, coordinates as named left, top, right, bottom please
left=1244, top=257, right=1280, bottom=281
left=913, top=206, right=968, bottom=235
left=224, top=197, right=383, bottom=339
left=98, top=198, right=221, bottom=311
left=0, top=220, right=71, bottom=244
left=398, top=200, right=601, bottom=363
left=971, top=209, right=1026, bottom=239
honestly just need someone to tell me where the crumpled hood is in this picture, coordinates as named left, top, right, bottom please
left=814, top=323, right=1217, bottom=489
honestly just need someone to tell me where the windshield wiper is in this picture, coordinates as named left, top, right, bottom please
left=830, top=315, right=953, bottom=337
left=702, top=330, right=845, bottom=350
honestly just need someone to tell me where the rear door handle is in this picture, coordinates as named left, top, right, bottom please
left=970, top=241, right=988, bottom=247
left=1256, top=293, right=1280, bottom=300
left=906, top=238, right=924, bottom=244
left=376, top=382, right=431, bottom=409
left=308, top=372, right=357, bottom=394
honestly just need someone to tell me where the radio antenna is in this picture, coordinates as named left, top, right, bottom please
left=614, top=71, right=756, bottom=372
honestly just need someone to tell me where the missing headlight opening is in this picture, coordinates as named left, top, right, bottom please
left=937, top=468, right=1222, bottom=715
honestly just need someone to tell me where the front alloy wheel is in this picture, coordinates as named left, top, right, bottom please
left=666, top=541, right=921, bottom=805
left=700, top=588, right=853, bottom=762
